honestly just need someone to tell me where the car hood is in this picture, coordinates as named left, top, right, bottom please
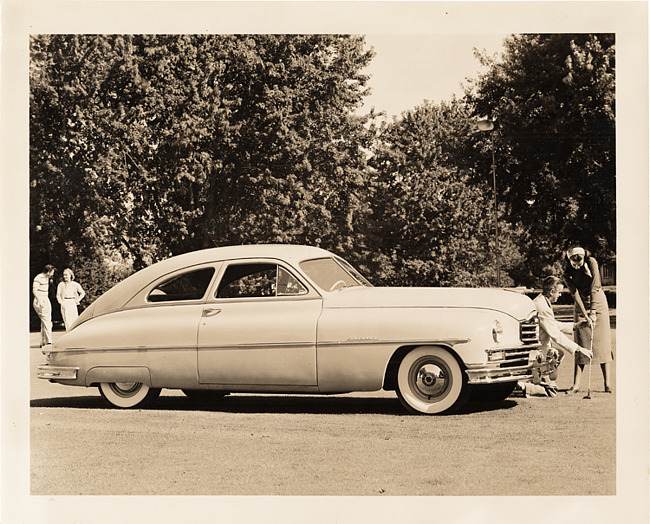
left=323, top=286, right=535, bottom=320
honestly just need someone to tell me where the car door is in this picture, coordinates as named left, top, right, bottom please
left=88, top=264, right=221, bottom=387
left=112, top=264, right=220, bottom=351
left=197, top=260, right=322, bottom=386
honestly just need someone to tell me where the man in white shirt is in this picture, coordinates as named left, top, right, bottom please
left=32, top=264, right=56, bottom=347
left=518, top=275, right=593, bottom=397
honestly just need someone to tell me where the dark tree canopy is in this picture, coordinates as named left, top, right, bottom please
left=466, top=34, right=615, bottom=281
left=30, top=32, right=615, bottom=312
left=30, top=34, right=376, bottom=301
left=367, top=99, right=524, bottom=287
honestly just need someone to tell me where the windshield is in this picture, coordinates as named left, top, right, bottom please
left=300, top=257, right=372, bottom=292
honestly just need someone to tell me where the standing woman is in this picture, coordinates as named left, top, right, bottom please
left=564, top=246, right=614, bottom=393
left=56, top=268, right=86, bottom=330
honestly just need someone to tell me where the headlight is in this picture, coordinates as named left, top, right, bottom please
left=492, top=320, right=503, bottom=343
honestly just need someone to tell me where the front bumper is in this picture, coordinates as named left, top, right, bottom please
left=465, top=346, right=542, bottom=384
left=38, top=364, right=79, bottom=381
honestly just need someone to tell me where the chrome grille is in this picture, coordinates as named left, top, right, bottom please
left=520, top=314, right=540, bottom=345
left=499, top=349, right=532, bottom=368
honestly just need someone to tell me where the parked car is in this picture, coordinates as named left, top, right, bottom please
left=38, top=245, right=542, bottom=415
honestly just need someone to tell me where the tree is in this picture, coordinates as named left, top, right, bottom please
left=194, top=35, right=376, bottom=262
left=367, top=99, right=524, bottom=287
left=466, top=34, right=615, bottom=282
left=30, top=35, right=376, bottom=297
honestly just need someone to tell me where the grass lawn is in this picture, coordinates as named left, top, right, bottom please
left=30, top=322, right=616, bottom=496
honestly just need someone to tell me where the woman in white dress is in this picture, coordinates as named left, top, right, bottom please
left=56, top=268, right=85, bottom=330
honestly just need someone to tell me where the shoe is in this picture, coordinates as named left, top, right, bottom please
left=544, top=384, right=558, bottom=397
left=604, top=387, right=612, bottom=393
left=565, top=387, right=580, bottom=394
left=517, top=382, right=529, bottom=398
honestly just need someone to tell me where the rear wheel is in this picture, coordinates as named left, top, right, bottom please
left=99, top=382, right=161, bottom=408
left=396, top=346, right=468, bottom=415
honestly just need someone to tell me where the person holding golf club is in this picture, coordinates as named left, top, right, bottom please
left=564, top=245, right=614, bottom=394
left=517, top=276, right=593, bottom=397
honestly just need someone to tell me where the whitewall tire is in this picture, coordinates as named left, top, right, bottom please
left=396, top=346, right=468, bottom=415
left=99, top=382, right=161, bottom=409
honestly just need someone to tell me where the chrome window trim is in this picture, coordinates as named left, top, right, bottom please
left=210, top=258, right=319, bottom=301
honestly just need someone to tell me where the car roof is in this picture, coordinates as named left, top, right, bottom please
left=76, top=244, right=335, bottom=322
left=158, top=244, right=334, bottom=266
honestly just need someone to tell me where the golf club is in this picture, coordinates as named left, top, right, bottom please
left=583, top=316, right=595, bottom=400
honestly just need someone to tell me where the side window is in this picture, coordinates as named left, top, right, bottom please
left=147, top=267, right=215, bottom=302
left=216, top=263, right=307, bottom=299
left=276, top=267, right=307, bottom=296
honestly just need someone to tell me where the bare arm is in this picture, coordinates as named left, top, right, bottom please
left=56, top=282, right=65, bottom=305
left=76, top=282, right=86, bottom=304
left=571, top=289, right=589, bottom=318
left=587, top=257, right=602, bottom=314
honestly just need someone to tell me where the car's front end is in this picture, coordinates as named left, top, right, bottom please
left=318, top=285, right=544, bottom=394
left=464, top=310, right=542, bottom=385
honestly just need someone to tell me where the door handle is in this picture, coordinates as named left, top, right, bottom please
left=202, top=307, right=222, bottom=317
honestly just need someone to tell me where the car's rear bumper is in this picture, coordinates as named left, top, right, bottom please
left=38, top=365, right=79, bottom=381
left=465, top=347, right=542, bottom=384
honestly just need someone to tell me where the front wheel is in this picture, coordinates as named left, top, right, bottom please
left=99, top=382, right=161, bottom=408
left=396, top=346, right=468, bottom=415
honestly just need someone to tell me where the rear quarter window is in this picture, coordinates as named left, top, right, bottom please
left=147, top=267, right=216, bottom=302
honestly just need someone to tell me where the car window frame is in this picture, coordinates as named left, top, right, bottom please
left=299, top=256, right=372, bottom=292
left=124, top=263, right=223, bottom=308
left=210, top=258, right=318, bottom=303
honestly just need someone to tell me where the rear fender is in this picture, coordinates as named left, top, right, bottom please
left=86, top=366, right=152, bottom=387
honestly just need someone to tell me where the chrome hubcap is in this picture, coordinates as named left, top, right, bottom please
left=413, top=361, right=449, bottom=400
left=111, top=382, right=140, bottom=397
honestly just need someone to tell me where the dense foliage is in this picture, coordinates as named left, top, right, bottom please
left=30, top=34, right=376, bottom=305
left=29, top=33, right=615, bottom=321
left=466, top=34, right=615, bottom=280
left=367, top=99, right=524, bottom=287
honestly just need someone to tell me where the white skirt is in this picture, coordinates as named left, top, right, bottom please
left=61, top=299, right=79, bottom=330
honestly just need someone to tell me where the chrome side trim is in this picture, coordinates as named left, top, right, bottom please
left=317, top=338, right=471, bottom=348
left=52, top=338, right=471, bottom=353
left=46, top=346, right=188, bottom=352
left=55, top=342, right=317, bottom=353
left=199, top=342, right=316, bottom=351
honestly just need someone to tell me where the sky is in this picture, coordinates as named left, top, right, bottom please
left=361, top=34, right=509, bottom=119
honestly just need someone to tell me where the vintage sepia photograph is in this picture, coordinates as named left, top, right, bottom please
left=1, top=1, right=648, bottom=523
